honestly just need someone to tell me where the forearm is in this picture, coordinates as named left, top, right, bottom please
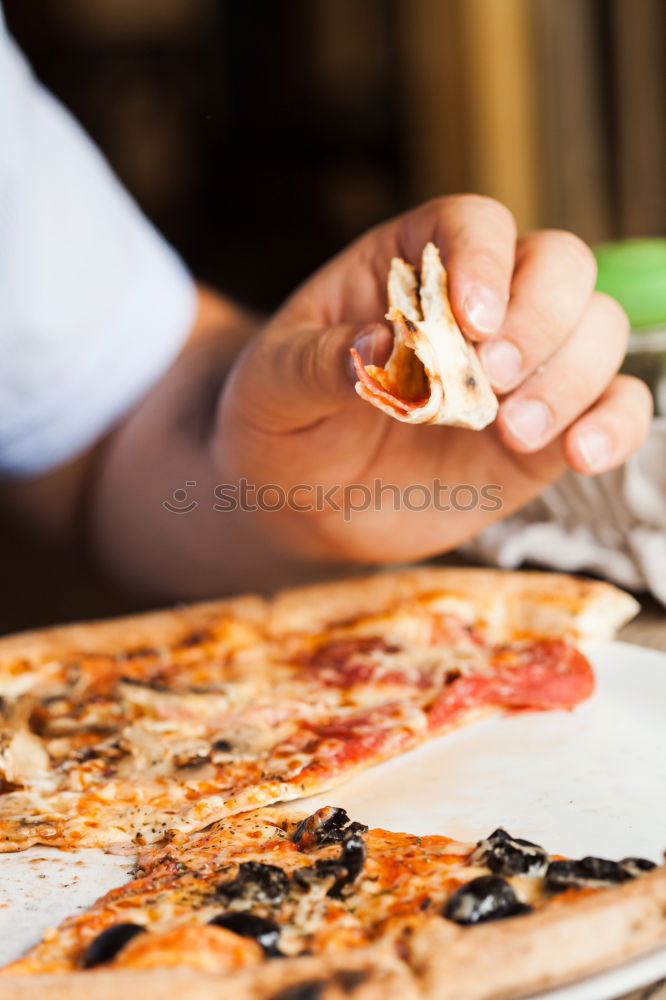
left=87, top=287, right=343, bottom=600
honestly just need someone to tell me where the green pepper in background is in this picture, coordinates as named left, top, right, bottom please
left=594, top=239, right=666, bottom=330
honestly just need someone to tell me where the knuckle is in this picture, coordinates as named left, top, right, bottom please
left=455, top=193, right=516, bottom=233
left=543, top=230, right=597, bottom=281
left=620, top=373, right=654, bottom=418
left=561, top=365, right=594, bottom=404
left=518, top=297, right=564, bottom=353
left=592, top=291, right=630, bottom=338
left=465, top=246, right=509, bottom=284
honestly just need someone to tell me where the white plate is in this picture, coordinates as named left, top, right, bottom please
left=1, top=640, right=665, bottom=999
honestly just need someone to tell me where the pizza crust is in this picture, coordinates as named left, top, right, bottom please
left=266, top=567, right=640, bottom=643
left=0, top=569, right=637, bottom=687
left=408, top=865, right=666, bottom=1000
left=0, top=950, right=420, bottom=1000
left=0, top=595, right=264, bottom=664
left=0, top=595, right=264, bottom=697
left=4, top=870, right=666, bottom=1000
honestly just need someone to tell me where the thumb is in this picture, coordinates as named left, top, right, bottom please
left=237, top=321, right=393, bottom=433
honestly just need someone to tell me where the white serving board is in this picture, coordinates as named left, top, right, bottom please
left=1, top=640, right=665, bottom=999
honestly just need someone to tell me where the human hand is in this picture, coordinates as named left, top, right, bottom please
left=215, top=195, right=652, bottom=565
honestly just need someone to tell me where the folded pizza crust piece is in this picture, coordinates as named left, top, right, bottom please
left=352, top=242, right=499, bottom=428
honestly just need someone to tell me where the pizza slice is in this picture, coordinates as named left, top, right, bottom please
left=0, top=569, right=638, bottom=852
left=351, top=242, right=498, bottom=428
left=4, top=805, right=665, bottom=1000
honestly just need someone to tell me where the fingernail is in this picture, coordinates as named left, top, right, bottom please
left=348, top=325, right=392, bottom=382
left=463, top=285, right=505, bottom=336
left=577, top=426, right=612, bottom=472
left=352, top=327, right=380, bottom=365
left=479, top=339, right=522, bottom=389
left=352, top=324, right=393, bottom=363
left=502, top=398, right=552, bottom=448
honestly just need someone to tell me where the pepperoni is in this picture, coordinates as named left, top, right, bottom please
left=350, top=349, right=429, bottom=413
left=427, top=640, right=594, bottom=730
left=303, top=637, right=415, bottom=687
left=307, top=636, right=400, bottom=670
left=302, top=705, right=418, bottom=778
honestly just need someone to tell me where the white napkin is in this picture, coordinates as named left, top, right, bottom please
left=461, top=417, right=666, bottom=605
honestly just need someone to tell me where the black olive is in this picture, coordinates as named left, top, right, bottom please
left=209, top=911, right=282, bottom=956
left=217, top=861, right=289, bottom=904
left=443, top=875, right=532, bottom=925
left=81, top=922, right=146, bottom=968
left=471, top=828, right=549, bottom=877
left=291, top=828, right=367, bottom=899
left=327, top=831, right=368, bottom=899
left=620, top=857, right=657, bottom=878
left=545, top=857, right=633, bottom=894
left=291, top=860, right=346, bottom=891
left=292, top=806, right=367, bottom=850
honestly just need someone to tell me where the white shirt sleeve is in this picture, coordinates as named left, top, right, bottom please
left=0, top=10, right=197, bottom=477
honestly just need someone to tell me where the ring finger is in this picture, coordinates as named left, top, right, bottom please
left=496, top=291, right=630, bottom=454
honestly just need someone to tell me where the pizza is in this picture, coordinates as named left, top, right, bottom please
left=0, top=569, right=637, bottom=853
left=351, top=242, right=498, bottom=428
left=3, top=804, right=665, bottom=1000
left=0, top=566, right=653, bottom=997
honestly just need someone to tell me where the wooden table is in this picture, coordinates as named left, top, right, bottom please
left=619, top=597, right=666, bottom=652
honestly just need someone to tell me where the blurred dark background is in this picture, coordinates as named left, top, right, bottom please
left=1, top=0, right=664, bottom=633
left=4, top=0, right=664, bottom=312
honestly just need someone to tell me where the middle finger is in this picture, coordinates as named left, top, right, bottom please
left=479, top=229, right=598, bottom=392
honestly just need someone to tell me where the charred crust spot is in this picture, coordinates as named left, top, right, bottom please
left=120, top=676, right=171, bottom=693
left=178, top=630, right=212, bottom=648
left=333, top=969, right=371, bottom=992
left=174, top=750, right=211, bottom=769
left=404, top=318, right=417, bottom=333
left=466, top=375, right=477, bottom=389
left=123, top=646, right=159, bottom=660
left=268, top=981, right=325, bottom=1000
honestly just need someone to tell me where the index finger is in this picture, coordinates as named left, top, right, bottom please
left=286, top=195, right=516, bottom=335
left=401, top=194, right=517, bottom=341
